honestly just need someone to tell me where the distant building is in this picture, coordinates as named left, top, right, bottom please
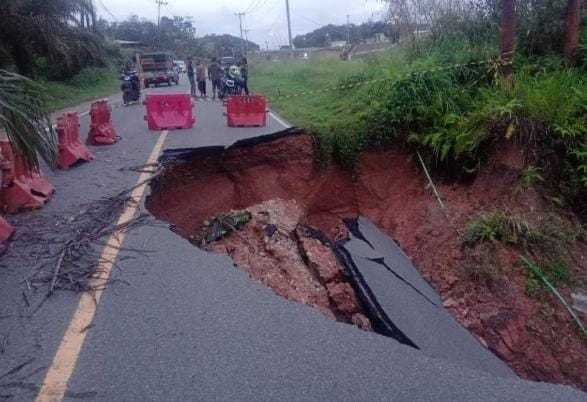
left=330, top=40, right=348, bottom=48
left=114, top=40, right=143, bottom=48
left=413, top=29, right=431, bottom=39
left=366, top=33, right=387, bottom=44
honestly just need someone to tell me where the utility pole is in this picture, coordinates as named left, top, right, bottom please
left=285, top=0, right=294, bottom=58
left=243, top=29, right=251, bottom=56
left=156, top=0, right=168, bottom=50
left=347, top=14, right=350, bottom=43
left=235, top=12, right=246, bottom=56
left=264, top=41, right=269, bottom=51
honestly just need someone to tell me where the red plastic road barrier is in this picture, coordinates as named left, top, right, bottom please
left=0, top=141, right=54, bottom=213
left=224, top=95, right=268, bottom=127
left=0, top=215, right=15, bottom=244
left=57, top=112, right=93, bottom=170
left=87, top=100, right=118, bottom=145
left=144, top=93, right=195, bottom=130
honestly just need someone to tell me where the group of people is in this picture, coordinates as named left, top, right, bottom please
left=186, top=56, right=249, bottom=100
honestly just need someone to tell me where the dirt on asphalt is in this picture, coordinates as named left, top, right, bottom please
left=147, top=132, right=587, bottom=390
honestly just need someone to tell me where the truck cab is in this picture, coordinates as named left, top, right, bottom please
left=139, top=52, right=179, bottom=87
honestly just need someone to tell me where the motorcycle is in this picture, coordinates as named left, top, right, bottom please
left=218, top=66, right=244, bottom=100
left=120, top=70, right=141, bottom=105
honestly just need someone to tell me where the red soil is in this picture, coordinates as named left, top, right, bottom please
left=147, top=133, right=587, bottom=389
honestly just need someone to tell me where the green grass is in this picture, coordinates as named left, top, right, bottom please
left=251, top=58, right=369, bottom=133
left=39, top=67, right=120, bottom=111
left=250, top=44, right=587, bottom=213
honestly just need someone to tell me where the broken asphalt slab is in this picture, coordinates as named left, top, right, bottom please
left=65, top=222, right=584, bottom=401
left=339, top=217, right=515, bottom=378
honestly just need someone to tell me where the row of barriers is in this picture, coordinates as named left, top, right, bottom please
left=142, top=94, right=268, bottom=130
left=0, top=99, right=118, bottom=214
left=1, top=93, right=270, bottom=247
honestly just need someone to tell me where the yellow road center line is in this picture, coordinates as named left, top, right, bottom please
left=35, top=130, right=169, bottom=402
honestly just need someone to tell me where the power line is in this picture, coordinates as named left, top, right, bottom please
left=244, top=0, right=262, bottom=13
left=248, top=0, right=272, bottom=14
left=97, top=0, right=117, bottom=21
left=299, top=15, right=322, bottom=28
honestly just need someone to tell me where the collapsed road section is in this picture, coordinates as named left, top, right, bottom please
left=146, top=128, right=585, bottom=386
left=146, top=129, right=515, bottom=378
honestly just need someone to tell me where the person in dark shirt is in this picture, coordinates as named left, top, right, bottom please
left=187, top=57, right=196, bottom=97
left=208, top=58, right=222, bottom=100
left=240, top=56, right=250, bottom=95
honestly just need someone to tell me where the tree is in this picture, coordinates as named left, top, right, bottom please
left=0, top=70, right=57, bottom=169
left=500, top=0, right=516, bottom=88
left=0, top=0, right=109, bottom=79
left=563, top=0, right=583, bottom=64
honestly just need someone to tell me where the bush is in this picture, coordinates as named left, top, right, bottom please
left=67, top=67, right=111, bottom=87
left=464, top=211, right=535, bottom=247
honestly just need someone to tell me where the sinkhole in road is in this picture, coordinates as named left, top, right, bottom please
left=146, top=130, right=384, bottom=333
left=145, top=129, right=587, bottom=388
left=146, top=128, right=452, bottom=341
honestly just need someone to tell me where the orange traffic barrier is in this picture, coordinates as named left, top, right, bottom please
left=0, top=141, right=54, bottom=213
left=57, top=112, right=93, bottom=170
left=87, top=100, right=118, bottom=145
left=223, top=95, right=268, bottom=127
left=144, top=93, right=195, bottom=130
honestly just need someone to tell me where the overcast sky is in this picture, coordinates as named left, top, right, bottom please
left=97, top=0, right=387, bottom=48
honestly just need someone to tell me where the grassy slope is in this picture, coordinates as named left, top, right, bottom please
left=250, top=58, right=372, bottom=134
left=40, top=67, right=120, bottom=111
left=249, top=46, right=491, bottom=135
left=250, top=50, right=587, bottom=193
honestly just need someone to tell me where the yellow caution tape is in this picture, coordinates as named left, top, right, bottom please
left=270, top=55, right=513, bottom=101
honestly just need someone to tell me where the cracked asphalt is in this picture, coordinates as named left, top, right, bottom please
left=0, top=78, right=585, bottom=401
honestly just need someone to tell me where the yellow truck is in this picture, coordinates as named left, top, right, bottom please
left=139, top=52, right=179, bottom=88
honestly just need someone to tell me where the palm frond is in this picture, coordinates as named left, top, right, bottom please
left=0, top=69, right=57, bottom=169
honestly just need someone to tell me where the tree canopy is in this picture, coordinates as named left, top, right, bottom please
left=106, top=15, right=260, bottom=59
left=0, top=0, right=115, bottom=79
left=293, top=21, right=399, bottom=48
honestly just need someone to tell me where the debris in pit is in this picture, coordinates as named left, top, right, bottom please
left=195, top=210, right=252, bottom=247
left=194, top=198, right=373, bottom=332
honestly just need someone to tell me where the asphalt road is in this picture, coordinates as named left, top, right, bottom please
left=0, top=77, right=585, bottom=401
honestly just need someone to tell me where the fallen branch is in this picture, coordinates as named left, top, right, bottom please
left=7, top=167, right=166, bottom=302
left=49, top=250, right=66, bottom=296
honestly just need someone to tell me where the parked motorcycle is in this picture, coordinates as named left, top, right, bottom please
left=120, top=70, right=141, bottom=105
left=218, top=66, right=244, bottom=100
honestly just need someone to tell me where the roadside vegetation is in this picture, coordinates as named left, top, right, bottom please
left=251, top=22, right=587, bottom=219
left=40, top=67, right=121, bottom=111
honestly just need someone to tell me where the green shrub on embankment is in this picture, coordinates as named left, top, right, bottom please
left=39, top=67, right=121, bottom=111
left=250, top=41, right=587, bottom=216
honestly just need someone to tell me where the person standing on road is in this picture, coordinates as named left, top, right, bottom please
left=195, top=59, right=207, bottom=98
left=240, top=56, right=250, bottom=95
left=187, top=57, right=196, bottom=97
left=208, top=57, right=222, bottom=100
